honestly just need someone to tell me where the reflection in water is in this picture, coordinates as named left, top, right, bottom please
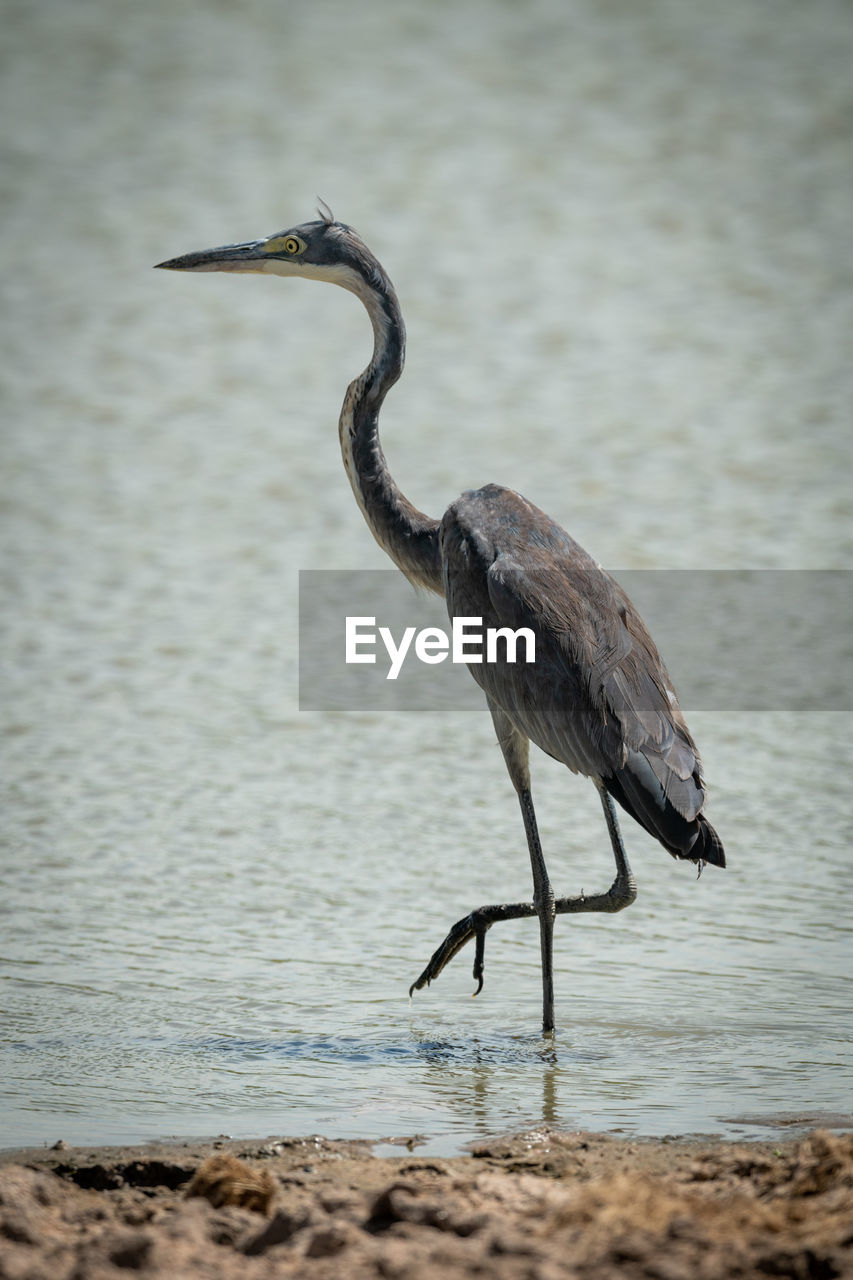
left=413, top=1033, right=562, bottom=1133
left=542, top=1062, right=558, bottom=1128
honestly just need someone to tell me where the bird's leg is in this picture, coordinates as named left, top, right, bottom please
left=519, top=785, right=556, bottom=1033
left=552, top=784, right=637, bottom=917
left=409, top=771, right=637, bottom=1030
left=489, top=703, right=558, bottom=1032
left=410, top=700, right=558, bottom=1034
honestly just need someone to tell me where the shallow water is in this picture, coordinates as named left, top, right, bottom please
left=1, top=0, right=852, bottom=1154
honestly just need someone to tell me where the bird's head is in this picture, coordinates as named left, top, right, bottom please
left=155, top=205, right=389, bottom=305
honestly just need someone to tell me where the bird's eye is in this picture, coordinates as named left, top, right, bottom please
left=264, top=233, right=307, bottom=257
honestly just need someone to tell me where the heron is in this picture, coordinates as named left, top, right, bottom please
left=156, top=208, right=725, bottom=1035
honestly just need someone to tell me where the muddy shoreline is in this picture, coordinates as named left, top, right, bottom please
left=2, top=1127, right=851, bottom=1277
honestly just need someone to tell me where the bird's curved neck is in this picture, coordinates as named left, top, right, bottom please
left=338, top=269, right=442, bottom=594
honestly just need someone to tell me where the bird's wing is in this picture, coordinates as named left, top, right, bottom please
left=485, top=554, right=706, bottom=826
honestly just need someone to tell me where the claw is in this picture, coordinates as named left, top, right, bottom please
left=472, top=926, right=487, bottom=995
left=409, top=967, right=433, bottom=996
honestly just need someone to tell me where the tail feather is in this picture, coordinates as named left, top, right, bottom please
left=692, top=814, right=726, bottom=868
left=604, top=769, right=725, bottom=868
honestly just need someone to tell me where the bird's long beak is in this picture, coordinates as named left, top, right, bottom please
left=155, top=239, right=269, bottom=273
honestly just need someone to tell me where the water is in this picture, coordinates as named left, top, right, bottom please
left=1, top=0, right=851, bottom=1154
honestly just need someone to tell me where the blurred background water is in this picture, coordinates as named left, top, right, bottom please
left=1, top=0, right=851, bottom=1154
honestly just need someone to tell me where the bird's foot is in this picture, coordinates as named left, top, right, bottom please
left=409, top=899, right=540, bottom=1000
left=409, top=909, right=493, bottom=998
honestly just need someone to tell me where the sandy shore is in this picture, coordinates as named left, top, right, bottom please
left=1, top=1127, right=851, bottom=1278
